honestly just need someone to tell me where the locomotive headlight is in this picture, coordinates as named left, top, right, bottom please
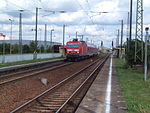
left=74, top=49, right=79, bottom=51
left=67, top=49, right=73, bottom=51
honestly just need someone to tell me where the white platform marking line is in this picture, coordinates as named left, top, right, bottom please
left=105, top=56, right=112, bottom=113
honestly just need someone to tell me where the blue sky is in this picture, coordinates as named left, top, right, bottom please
left=0, top=0, right=150, bottom=48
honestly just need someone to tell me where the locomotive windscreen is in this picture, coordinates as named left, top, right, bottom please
left=67, top=43, right=79, bottom=48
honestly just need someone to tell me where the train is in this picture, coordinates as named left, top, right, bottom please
left=66, top=39, right=98, bottom=61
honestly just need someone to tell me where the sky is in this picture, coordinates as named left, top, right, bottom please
left=0, top=0, right=150, bottom=48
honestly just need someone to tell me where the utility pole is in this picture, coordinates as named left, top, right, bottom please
left=126, top=12, right=130, bottom=51
left=34, top=7, right=41, bottom=59
left=86, top=38, right=88, bottom=43
left=101, top=41, right=103, bottom=47
left=63, top=25, right=65, bottom=48
left=19, top=10, right=23, bottom=54
left=39, top=28, right=42, bottom=53
left=112, top=41, right=114, bottom=49
left=2, top=35, right=6, bottom=63
left=81, top=35, right=84, bottom=41
left=78, top=35, right=84, bottom=41
left=144, top=27, right=149, bottom=81
left=9, top=19, right=13, bottom=54
left=117, top=29, right=120, bottom=47
left=44, top=24, right=47, bottom=52
left=129, top=0, right=133, bottom=50
left=120, top=20, right=124, bottom=55
left=76, top=31, right=78, bottom=39
left=34, top=7, right=38, bottom=59
left=50, top=29, right=54, bottom=52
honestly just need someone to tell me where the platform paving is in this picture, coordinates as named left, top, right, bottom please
left=76, top=56, right=127, bottom=113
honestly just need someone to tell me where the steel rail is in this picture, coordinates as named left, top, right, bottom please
left=0, top=60, right=64, bottom=78
left=10, top=54, right=109, bottom=113
left=0, top=59, right=64, bottom=75
left=56, top=54, right=109, bottom=113
left=0, top=62, right=72, bottom=85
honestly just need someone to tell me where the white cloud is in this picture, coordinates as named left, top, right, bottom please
left=0, top=13, right=11, bottom=22
left=0, top=0, right=149, bottom=48
left=144, top=0, right=150, bottom=7
left=95, top=0, right=119, bottom=12
left=0, top=0, right=7, bottom=9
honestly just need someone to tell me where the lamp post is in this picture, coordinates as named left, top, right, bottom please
left=9, top=19, right=14, bottom=54
left=144, top=27, right=149, bottom=81
left=50, top=29, right=54, bottom=52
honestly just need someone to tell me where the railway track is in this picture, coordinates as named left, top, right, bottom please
left=0, top=59, right=64, bottom=75
left=0, top=62, right=72, bottom=85
left=10, top=54, right=109, bottom=113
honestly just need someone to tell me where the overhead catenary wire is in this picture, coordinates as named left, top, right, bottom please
left=0, top=0, right=109, bottom=42
left=74, top=0, right=101, bottom=32
left=86, top=0, right=92, bottom=12
left=74, top=0, right=102, bottom=46
left=4, top=0, right=36, bottom=14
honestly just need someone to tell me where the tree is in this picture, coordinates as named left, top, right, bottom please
left=12, top=44, right=19, bottom=54
left=40, top=45, right=45, bottom=53
left=0, top=44, right=3, bottom=54
left=23, top=44, right=30, bottom=53
left=46, top=45, right=51, bottom=53
left=5, top=43, right=10, bottom=54
left=125, top=39, right=144, bottom=67
left=29, top=41, right=36, bottom=53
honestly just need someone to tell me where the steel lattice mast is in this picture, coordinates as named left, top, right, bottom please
left=134, top=0, right=144, bottom=63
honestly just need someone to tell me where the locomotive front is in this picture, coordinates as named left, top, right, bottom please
left=66, top=41, right=81, bottom=60
left=66, top=39, right=98, bottom=61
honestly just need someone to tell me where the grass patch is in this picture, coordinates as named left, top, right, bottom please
left=115, top=58, right=150, bottom=113
left=0, top=57, right=63, bottom=67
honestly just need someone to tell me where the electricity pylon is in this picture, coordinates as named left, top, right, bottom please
left=134, top=0, right=143, bottom=63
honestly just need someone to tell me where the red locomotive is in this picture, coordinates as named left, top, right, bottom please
left=66, top=39, right=98, bottom=61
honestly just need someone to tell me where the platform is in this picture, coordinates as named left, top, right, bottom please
left=0, top=58, right=64, bottom=75
left=76, top=56, right=127, bottom=113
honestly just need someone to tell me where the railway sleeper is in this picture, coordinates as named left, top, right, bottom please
left=32, top=105, right=61, bottom=109
left=25, top=108, right=54, bottom=113
left=10, top=55, right=109, bottom=113
left=37, top=101, right=63, bottom=105
left=43, top=99, right=64, bottom=102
